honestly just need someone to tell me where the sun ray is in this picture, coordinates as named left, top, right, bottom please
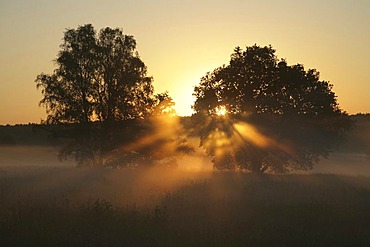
left=215, top=105, right=227, bottom=116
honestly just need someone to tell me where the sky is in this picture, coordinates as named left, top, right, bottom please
left=0, top=0, right=369, bottom=125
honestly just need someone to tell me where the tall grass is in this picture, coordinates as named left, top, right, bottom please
left=1, top=167, right=370, bottom=246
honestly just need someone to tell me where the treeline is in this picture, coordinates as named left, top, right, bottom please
left=1, top=114, right=369, bottom=151
left=0, top=124, right=53, bottom=146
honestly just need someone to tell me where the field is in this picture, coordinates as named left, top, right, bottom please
left=0, top=116, right=369, bottom=246
left=1, top=166, right=370, bottom=247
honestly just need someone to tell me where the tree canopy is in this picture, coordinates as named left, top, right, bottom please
left=192, top=44, right=352, bottom=173
left=36, top=24, right=191, bottom=167
left=36, top=24, right=155, bottom=124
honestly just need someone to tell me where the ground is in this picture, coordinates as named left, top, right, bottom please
left=0, top=116, right=369, bottom=246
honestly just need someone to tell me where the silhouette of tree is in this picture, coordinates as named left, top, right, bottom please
left=36, top=24, right=155, bottom=124
left=152, top=92, right=176, bottom=116
left=35, top=24, right=164, bottom=166
left=193, top=44, right=352, bottom=173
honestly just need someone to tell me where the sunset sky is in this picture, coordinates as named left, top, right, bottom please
left=0, top=0, right=369, bottom=125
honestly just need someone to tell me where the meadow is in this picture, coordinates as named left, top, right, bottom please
left=0, top=116, right=369, bottom=246
left=1, top=165, right=370, bottom=247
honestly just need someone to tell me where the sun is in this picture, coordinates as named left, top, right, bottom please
left=215, top=105, right=227, bottom=116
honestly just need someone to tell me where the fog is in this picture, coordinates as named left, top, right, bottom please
left=0, top=143, right=369, bottom=210
left=0, top=148, right=212, bottom=207
left=0, top=114, right=369, bottom=211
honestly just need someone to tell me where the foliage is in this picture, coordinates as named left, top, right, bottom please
left=193, top=44, right=352, bottom=173
left=35, top=24, right=155, bottom=124
left=152, top=92, right=176, bottom=117
left=35, top=24, right=190, bottom=167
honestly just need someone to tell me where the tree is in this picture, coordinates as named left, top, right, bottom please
left=36, top=24, right=155, bottom=125
left=35, top=24, right=156, bottom=166
left=192, top=44, right=352, bottom=173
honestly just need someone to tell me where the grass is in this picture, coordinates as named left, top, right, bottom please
left=1, top=166, right=370, bottom=246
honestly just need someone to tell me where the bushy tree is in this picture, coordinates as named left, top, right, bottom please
left=36, top=24, right=155, bottom=124
left=35, top=24, right=156, bottom=166
left=193, top=45, right=352, bottom=173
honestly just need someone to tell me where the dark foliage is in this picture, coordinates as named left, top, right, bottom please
left=193, top=45, right=352, bottom=173
left=35, top=24, right=191, bottom=167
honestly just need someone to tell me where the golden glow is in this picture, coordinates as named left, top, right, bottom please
left=1, top=1, right=369, bottom=125
left=118, top=116, right=181, bottom=156
left=215, top=105, right=227, bottom=116
left=206, top=128, right=233, bottom=156
left=232, top=122, right=270, bottom=148
left=200, top=115, right=300, bottom=164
